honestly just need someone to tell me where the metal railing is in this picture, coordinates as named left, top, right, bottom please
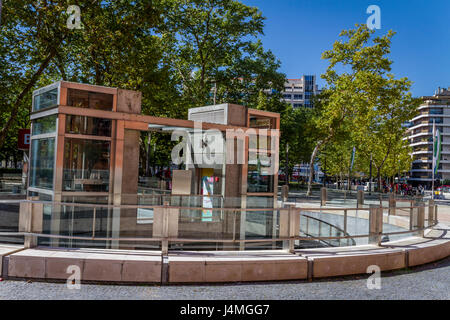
left=0, top=197, right=439, bottom=252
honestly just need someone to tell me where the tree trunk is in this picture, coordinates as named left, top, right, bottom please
left=0, top=47, right=58, bottom=148
left=347, top=168, right=351, bottom=191
left=306, top=142, right=322, bottom=196
left=377, top=169, right=382, bottom=193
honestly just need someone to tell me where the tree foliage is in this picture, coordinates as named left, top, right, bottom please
left=307, top=24, right=420, bottom=194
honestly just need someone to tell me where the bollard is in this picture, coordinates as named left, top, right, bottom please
left=409, top=203, right=415, bottom=230
left=369, top=205, right=383, bottom=245
left=417, top=205, right=425, bottom=237
left=280, top=205, right=298, bottom=253
left=282, top=184, right=289, bottom=202
left=320, top=187, right=327, bottom=206
left=19, top=198, right=42, bottom=248
left=357, top=190, right=364, bottom=208
left=388, top=193, right=396, bottom=216
left=154, top=200, right=179, bottom=255
left=288, top=206, right=299, bottom=253
left=428, top=200, right=434, bottom=226
left=435, top=204, right=438, bottom=224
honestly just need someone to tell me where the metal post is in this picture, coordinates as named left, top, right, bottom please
left=161, top=200, right=170, bottom=255
left=388, top=193, right=396, bottom=216
left=428, top=200, right=434, bottom=227
left=417, top=205, right=425, bottom=237
left=344, top=209, right=348, bottom=246
left=288, top=206, right=297, bottom=253
left=285, top=143, right=289, bottom=186
left=320, top=187, right=327, bottom=206
left=369, top=205, right=382, bottom=245
left=435, top=204, right=438, bottom=224
left=357, top=190, right=364, bottom=208
left=282, top=184, right=289, bottom=202
left=432, top=119, right=436, bottom=198
left=92, top=207, right=97, bottom=238
left=369, top=153, right=372, bottom=195
left=306, top=215, right=309, bottom=236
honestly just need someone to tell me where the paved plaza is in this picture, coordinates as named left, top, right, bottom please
left=0, top=256, right=448, bottom=300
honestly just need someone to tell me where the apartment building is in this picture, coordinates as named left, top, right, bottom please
left=281, top=75, right=321, bottom=108
left=407, top=87, right=450, bottom=187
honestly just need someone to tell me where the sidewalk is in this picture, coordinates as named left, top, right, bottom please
left=437, top=205, right=450, bottom=223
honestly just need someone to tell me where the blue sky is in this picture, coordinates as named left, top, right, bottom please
left=243, top=0, right=450, bottom=97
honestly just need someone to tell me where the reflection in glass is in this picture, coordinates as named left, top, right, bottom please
left=249, top=116, right=272, bottom=129
left=66, top=115, right=112, bottom=136
left=63, top=139, right=110, bottom=192
left=248, top=134, right=271, bottom=150
left=67, top=89, right=113, bottom=111
left=29, top=138, right=55, bottom=189
left=32, top=115, right=57, bottom=135
left=247, top=152, right=274, bottom=193
left=33, top=88, right=58, bottom=111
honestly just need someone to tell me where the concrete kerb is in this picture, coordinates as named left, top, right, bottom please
left=0, top=244, right=25, bottom=277
left=1, top=224, right=449, bottom=284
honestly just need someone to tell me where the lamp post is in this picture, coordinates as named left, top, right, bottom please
left=285, top=143, right=289, bottom=186
left=369, top=153, right=372, bottom=195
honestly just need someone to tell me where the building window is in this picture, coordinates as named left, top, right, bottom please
left=428, top=108, right=443, bottom=115
left=29, top=138, right=56, bottom=190
left=33, top=88, right=58, bottom=112
left=293, top=94, right=303, bottom=100
left=283, top=94, right=292, bottom=100
left=247, top=152, right=275, bottom=193
left=32, top=115, right=57, bottom=136
left=67, top=89, right=113, bottom=111
left=66, top=116, right=112, bottom=137
left=63, top=139, right=111, bottom=192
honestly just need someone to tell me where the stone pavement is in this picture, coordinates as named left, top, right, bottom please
left=437, top=205, right=450, bottom=223
left=0, top=256, right=448, bottom=300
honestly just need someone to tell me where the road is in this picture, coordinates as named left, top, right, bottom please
left=0, top=256, right=448, bottom=300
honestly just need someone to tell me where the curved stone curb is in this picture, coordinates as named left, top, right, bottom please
left=2, top=225, right=449, bottom=284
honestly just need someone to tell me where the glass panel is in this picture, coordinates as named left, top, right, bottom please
left=244, top=197, right=278, bottom=249
left=66, top=115, right=112, bottom=136
left=248, top=134, right=271, bottom=150
left=29, top=138, right=55, bottom=189
left=63, top=139, right=110, bottom=192
left=249, top=116, right=273, bottom=129
left=67, top=89, right=113, bottom=111
left=33, top=88, right=58, bottom=111
left=32, top=115, right=57, bottom=135
left=247, top=152, right=275, bottom=193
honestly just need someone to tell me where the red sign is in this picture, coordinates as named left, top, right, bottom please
left=18, top=129, right=31, bottom=150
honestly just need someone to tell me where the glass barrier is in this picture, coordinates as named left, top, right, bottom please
left=0, top=197, right=437, bottom=251
left=0, top=201, right=23, bottom=244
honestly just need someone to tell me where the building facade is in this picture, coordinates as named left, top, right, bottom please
left=281, top=75, right=321, bottom=108
left=407, top=87, right=450, bottom=187
left=24, top=81, right=280, bottom=250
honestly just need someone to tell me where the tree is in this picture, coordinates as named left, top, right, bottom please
left=157, top=0, right=286, bottom=113
left=306, top=24, right=420, bottom=195
left=0, top=0, right=162, bottom=148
